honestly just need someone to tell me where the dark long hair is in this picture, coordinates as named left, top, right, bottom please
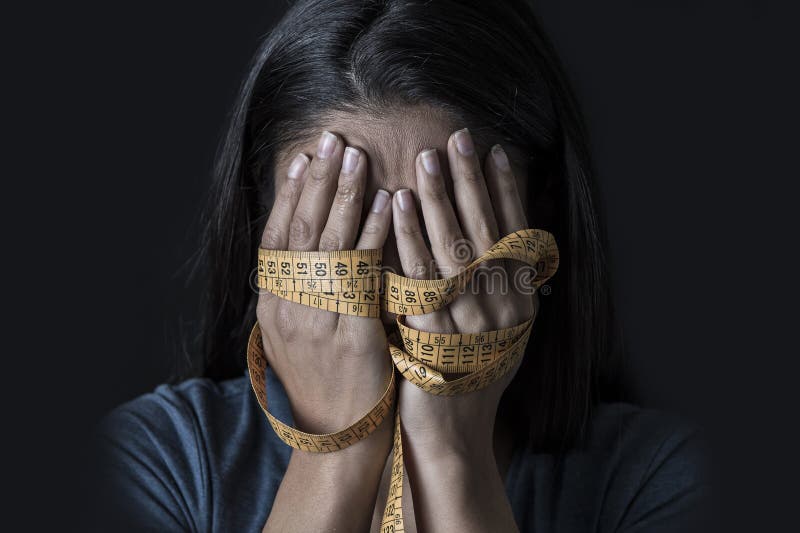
left=189, top=0, right=627, bottom=452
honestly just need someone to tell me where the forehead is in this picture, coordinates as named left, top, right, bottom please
left=273, top=104, right=528, bottom=197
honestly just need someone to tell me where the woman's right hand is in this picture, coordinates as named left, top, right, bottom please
left=256, top=130, right=394, bottom=435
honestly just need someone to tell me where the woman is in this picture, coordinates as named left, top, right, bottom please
left=97, top=0, right=705, bottom=531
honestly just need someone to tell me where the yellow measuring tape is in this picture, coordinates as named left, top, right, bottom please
left=246, top=229, right=559, bottom=531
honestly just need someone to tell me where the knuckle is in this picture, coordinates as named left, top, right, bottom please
left=499, top=173, right=518, bottom=195
left=495, top=306, right=517, bottom=328
left=459, top=164, right=483, bottom=183
left=335, top=318, right=359, bottom=341
left=309, top=160, right=334, bottom=183
left=278, top=178, right=302, bottom=202
left=275, top=303, right=298, bottom=341
left=504, top=306, right=529, bottom=328
left=437, top=233, right=458, bottom=254
left=318, top=233, right=341, bottom=251
left=477, top=218, right=498, bottom=244
left=332, top=337, right=354, bottom=359
left=333, top=325, right=353, bottom=347
left=458, top=308, right=493, bottom=332
left=510, top=302, right=529, bottom=326
left=289, top=215, right=312, bottom=244
left=397, top=221, right=421, bottom=237
left=360, top=220, right=382, bottom=235
left=408, top=261, right=430, bottom=279
left=425, top=181, right=450, bottom=203
left=261, top=224, right=283, bottom=248
left=335, top=180, right=364, bottom=205
left=476, top=317, right=494, bottom=332
left=311, top=322, right=331, bottom=342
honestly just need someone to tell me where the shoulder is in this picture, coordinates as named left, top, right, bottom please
left=96, top=374, right=256, bottom=486
left=588, top=402, right=708, bottom=531
left=94, top=369, right=292, bottom=532
left=587, top=402, right=705, bottom=475
left=579, top=402, right=708, bottom=532
left=509, top=402, right=708, bottom=532
left=93, top=375, right=249, bottom=531
left=97, top=373, right=252, bottom=442
left=98, top=365, right=294, bottom=451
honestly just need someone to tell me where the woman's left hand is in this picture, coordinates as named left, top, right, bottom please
left=390, top=128, right=534, bottom=531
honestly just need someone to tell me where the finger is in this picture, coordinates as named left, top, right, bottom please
left=392, top=189, right=451, bottom=331
left=319, top=146, right=367, bottom=251
left=447, top=128, right=499, bottom=254
left=338, top=189, right=392, bottom=328
left=485, top=144, right=528, bottom=234
left=257, top=153, right=309, bottom=309
left=355, top=189, right=392, bottom=250
left=288, top=131, right=344, bottom=251
left=260, top=153, right=309, bottom=249
left=392, top=189, right=435, bottom=280
left=416, top=149, right=468, bottom=278
left=485, top=144, right=534, bottom=314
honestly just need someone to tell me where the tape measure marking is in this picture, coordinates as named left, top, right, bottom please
left=257, top=229, right=558, bottom=318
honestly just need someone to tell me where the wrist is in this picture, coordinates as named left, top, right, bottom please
left=401, top=430, right=514, bottom=533
left=289, top=407, right=394, bottom=471
left=407, top=435, right=496, bottom=479
left=267, top=412, right=395, bottom=533
left=402, top=417, right=495, bottom=462
left=285, top=412, right=394, bottom=509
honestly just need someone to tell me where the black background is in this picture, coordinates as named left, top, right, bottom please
left=6, top=1, right=798, bottom=531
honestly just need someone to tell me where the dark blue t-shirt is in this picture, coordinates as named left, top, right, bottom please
left=95, top=365, right=706, bottom=532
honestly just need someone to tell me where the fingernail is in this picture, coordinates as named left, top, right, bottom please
left=317, top=131, right=337, bottom=159
left=420, top=149, right=440, bottom=175
left=287, top=153, right=309, bottom=180
left=342, top=147, right=360, bottom=173
left=454, top=128, right=474, bottom=156
left=370, top=189, right=390, bottom=213
left=491, top=144, right=510, bottom=171
left=396, top=189, right=413, bottom=212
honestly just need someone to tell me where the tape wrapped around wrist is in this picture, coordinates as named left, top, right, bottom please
left=246, top=322, right=397, bottom=452
left=246, top=228, right=559, bottom=531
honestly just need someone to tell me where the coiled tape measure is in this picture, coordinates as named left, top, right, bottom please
left=246, top=228, right=559, bottom=531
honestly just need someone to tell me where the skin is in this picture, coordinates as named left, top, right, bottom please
left=259, top=105, right=535, bottom=532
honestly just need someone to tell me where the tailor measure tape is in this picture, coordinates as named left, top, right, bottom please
left=246, top=228, right=559, bottom=531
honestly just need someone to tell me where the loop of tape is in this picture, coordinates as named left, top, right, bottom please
left=246, top=229, right=559, bottom=531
